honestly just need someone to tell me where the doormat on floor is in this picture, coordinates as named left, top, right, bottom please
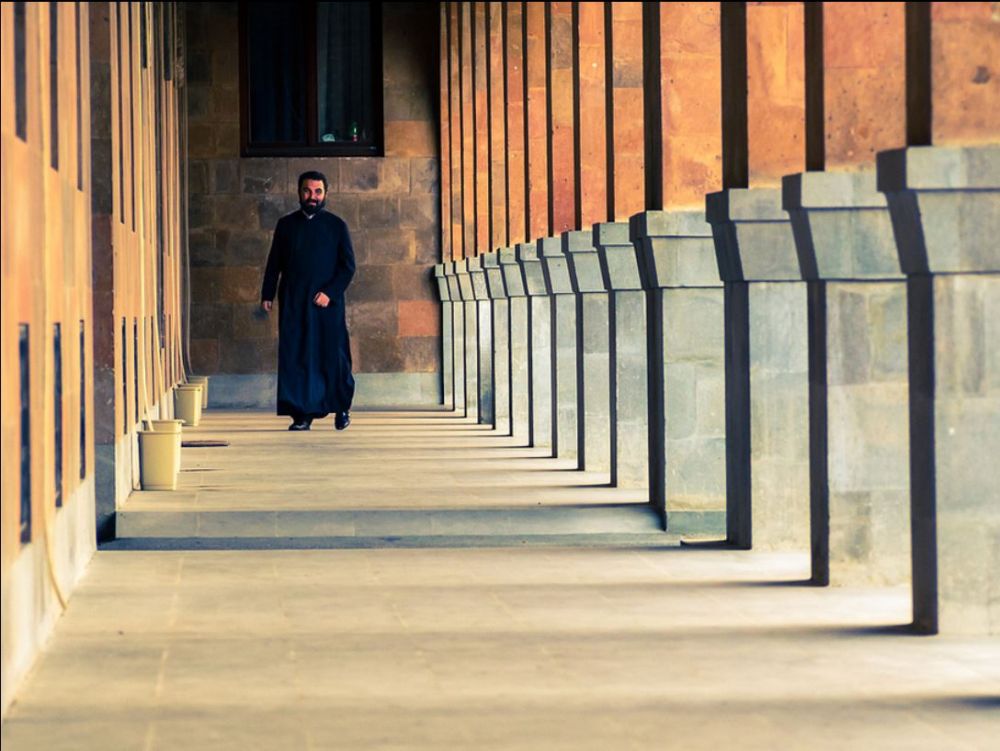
left=181, top=440, right=230, bottom=448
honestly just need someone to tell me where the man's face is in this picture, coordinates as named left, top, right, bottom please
left=299, top=179, right=326, bottom=215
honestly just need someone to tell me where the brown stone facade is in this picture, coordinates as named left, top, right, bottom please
left=185, top=2, right=440, bottom=381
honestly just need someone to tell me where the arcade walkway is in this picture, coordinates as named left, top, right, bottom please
left=2, top=412, right=998, bottom=750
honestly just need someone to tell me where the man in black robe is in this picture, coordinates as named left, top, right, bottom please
left=260, top=171, right=356, bottom=431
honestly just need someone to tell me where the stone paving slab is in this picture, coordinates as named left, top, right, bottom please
left=120, top=410, right=670, bottom=539
left=2, top=548, right=998, bottom=750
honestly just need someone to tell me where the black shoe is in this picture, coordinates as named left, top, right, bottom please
left=335, top=411, right=351, bottom=431
left=288, top=418, right=312, bottom=431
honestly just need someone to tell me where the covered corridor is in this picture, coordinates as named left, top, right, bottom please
left=3, top=411, right=998, bottom=750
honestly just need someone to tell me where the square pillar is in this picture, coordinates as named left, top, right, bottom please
left=500, top=247, right=530, bottom=442
left=481, top=252, right=510, bottom=435
left=784, top=170, right=910, bottom=587
left=594, top=221, right=648, bottom=490
left=467, top=258, right=494, bottom=425
left=540, top=236, right=578, bottom=462
left=879, top=145, right=1000, bottom=635
left=517, top=242, right=553, bottom=452
left=434, top=264, right=455, bottom=410
left=633, top=210, right=726, bottom=536
left=707, top=188, right=810, bottom=550
left=443, top=264, right=466, bottom=415
left=453, top=261, right=479, bottom=421
left=564, top=230, right=611, bottom=475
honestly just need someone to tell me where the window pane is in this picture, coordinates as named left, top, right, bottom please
left=317, top=2, right=374, bottom=146
left=247, top=3, right=307, bottom=145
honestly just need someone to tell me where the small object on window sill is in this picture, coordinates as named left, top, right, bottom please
left=321, top=133, right=336, bottom=143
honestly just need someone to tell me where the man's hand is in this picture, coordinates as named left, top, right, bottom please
left=313, top=292, right=330, bottom=308
left=261, top=300, right=273, bottom=313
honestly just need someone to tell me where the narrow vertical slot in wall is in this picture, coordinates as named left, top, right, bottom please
left=54, top=323, right=64, bottom=508
left=15, top=2, right=27, bottom=140
left=80, top=320, right=86, bottom=479
left=122, top=317, right=129, bottom=433
left=133, top=318, right=140, bottom=421
left=50, top=2, right=60, bottom=170
left=20, top=324, right=32, bottom=543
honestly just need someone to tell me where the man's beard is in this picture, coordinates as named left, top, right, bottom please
left=300, top=198, right=326, bottom=216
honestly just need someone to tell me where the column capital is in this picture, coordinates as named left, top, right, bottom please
left=516, top=242, right=550, bottom=296
left=561, top=230, right=606, bottom=294
left=539, top=236, right=574, bottom=295
left=433, top=264, right=452, bottom=302
left=464, top=257, right=490, bottom=301
left=783, top=170, right=902, bottom=281
left=451, top=260, right=475, bottom=301
left=877, top=145, right=1000, bottom=275
left=630, top=210, right=721, bottom=289
left=706, top=188, right=800, bottom=282
left=478, top=252, right=508, bottom=300
left=498, top=246, right=527, bottom=297
left=593, top=221, right=643, bottom=291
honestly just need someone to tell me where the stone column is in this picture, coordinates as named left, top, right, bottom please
left=433, top=264, right=455, bottom=411
left=540, top=236, right=578, bottom=462
left=455, top=261, right=479, bottom=420
left=517, top=242, right=553, bottom=452
left=481, top=252, right=510, bottom=435
left=443, top=263, right=466, bottom=416
left=500, top=247, right=530, bottom=442
left=632, top=210, right=726, bottom=536
left=564, top=230, right=611, bottom=475
left=785, top=174, right=911, bottom=587
left=466, top=258, right=493, bottom=425
left=707, top=189, right=810, bottom=550
left=879, top=144, right=1000, bottom=635
left=594, top=222, right=648, bottom=490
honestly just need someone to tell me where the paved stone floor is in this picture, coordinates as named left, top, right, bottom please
left=4, top=547, right=999, bottom=750
left=3, top=411, right=998, bottom=749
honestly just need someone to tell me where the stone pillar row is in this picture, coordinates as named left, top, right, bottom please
left=433, top=143, right=998, bottom=636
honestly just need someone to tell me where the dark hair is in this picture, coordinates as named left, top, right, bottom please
left=297, top=170, right=328, bottom=192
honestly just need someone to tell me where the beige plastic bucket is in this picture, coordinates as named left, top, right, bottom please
left=150, top=419, right=183, bottom=434
left=139, top=430, right=179, bottom=490
left=187, top=376, right=210, bottom=409
left=149, top=419, right=183, bottom=477
left=174, top=384, right=203, bottom=427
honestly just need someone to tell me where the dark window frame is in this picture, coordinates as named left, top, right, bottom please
left=237, top=1, right=384, bottom=158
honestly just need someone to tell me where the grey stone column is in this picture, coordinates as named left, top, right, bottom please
left=632, top=210, right=726, bottom=536
left=467, top=258, right=494, bottom=425
left=454, top=261, right=479, bottom=421
left=595, top=222, right=649, bottom=490
left=434, top=264, right=455, bottom=410
left=444, top=264, right=466, bottom=415
left=564, top=230, right=611, bottom=474
left=707, top=188, right=810, bottom=550
left=879, top=145, right=1000, bottom=635
left=500, top=247, right=530, bottom=442
left=540, top=237, right=579, bottom=462
left=482, top=252, right=510, bottom=435
left=784, top=171, right=910, bottom=587
left=518, top=242, right=553, bottom=452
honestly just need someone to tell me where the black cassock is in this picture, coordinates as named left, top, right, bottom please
left=260, top=209, right=356, bottom=419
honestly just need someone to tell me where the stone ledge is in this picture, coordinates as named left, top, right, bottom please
left=208, top=373, right=442, bottom=409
